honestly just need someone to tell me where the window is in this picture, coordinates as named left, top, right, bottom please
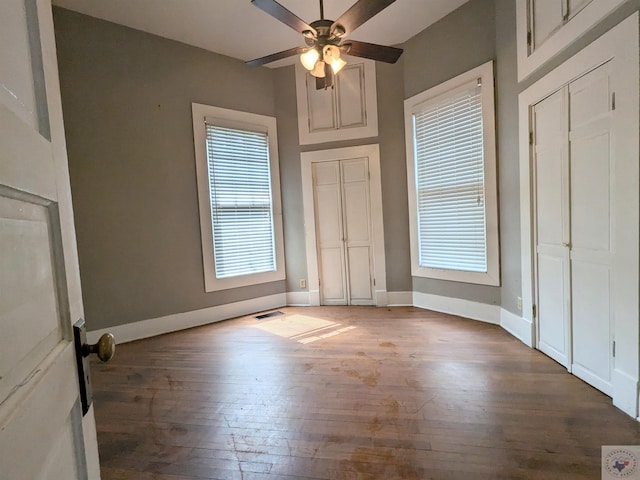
left=192, top=104, right=285, bottom=291
left=404, top=61, right=499, bottom=286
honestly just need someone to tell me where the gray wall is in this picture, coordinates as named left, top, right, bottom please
left=495, top=0, right=521, bottom=314
left=54, top=8, right=284, bottom=331
left=273, top=66, right=307, bottom=293
left=402, top=0, right=501, bottom=307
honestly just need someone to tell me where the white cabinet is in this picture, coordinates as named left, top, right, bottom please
left=516, top=0, right=625, bottom=81
left=295, top=59, right=378, bottom=145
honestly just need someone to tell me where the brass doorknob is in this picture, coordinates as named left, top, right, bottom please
left=82, top=333, right=116, bottom=362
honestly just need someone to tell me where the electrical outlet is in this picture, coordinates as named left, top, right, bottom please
left=300, top=279, right=306, bottom=289
left=517, top=296, right=522, bottom=311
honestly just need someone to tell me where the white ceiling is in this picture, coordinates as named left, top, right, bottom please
left=52, top=0, right=468, bottom=67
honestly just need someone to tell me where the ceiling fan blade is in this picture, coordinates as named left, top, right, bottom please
left=332, top=0, right=396, bottom=37
left=251, top=0, right=316, bottom=35
left=341, top=40, right=403, bottom=64
left=246, top=46, right=306, bottom=67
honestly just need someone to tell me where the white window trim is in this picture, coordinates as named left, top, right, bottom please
left=516, top=0, right=626, bottom=82
left=404, top=60, right=500, bottom=286
left=192, top=103, right=285, bottom=292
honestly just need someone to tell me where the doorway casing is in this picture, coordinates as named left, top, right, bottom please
left=301, top=144, right=387, bottom=307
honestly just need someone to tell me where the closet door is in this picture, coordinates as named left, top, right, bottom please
left=313, top=161, right=348, bottom=305
left=533, top=61, right=614, bottom=394
left=341, top=158, right=374, bottom=305
left=533, top=89, right=571, bottom=367
left=312, top=159, right=375, bottom=306
left=568, top=63, right=613, bottom=394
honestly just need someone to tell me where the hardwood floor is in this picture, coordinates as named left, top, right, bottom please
left=91, top=306, right=640, bottom=479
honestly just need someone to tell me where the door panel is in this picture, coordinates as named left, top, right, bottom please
left=0, top=195, right=63, bottom=405
left=1, top=346, right=84, bottom=480
left=336, top=64, right=366, bottom=128
left=568, top=63, right=613, bottom=392
left=531, top=0, right=564, bottom=51
left=537, top=255, right=570, bottom=365
left=0, top=1, right=99, bottom=478
left=342, top=158, right=374, bottom=305
left=570, top=130, right=611, bottom=251
left=571, top=262, right=612, bottom=393
left=0, top=0, right=39, bottom=129
left=313, top=162, right=347, bottom=305
left=534, top=89, right=570, bottom=367
left=307, top=76, right=335, bottom=132
left=347, top=246, right=373, bottom=303
left=319, top=247, right=347, bottom=304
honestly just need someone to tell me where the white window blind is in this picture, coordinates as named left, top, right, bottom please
left=205, top=123, right=276, bottom=279
left=412, top=79, right=487, bottom=273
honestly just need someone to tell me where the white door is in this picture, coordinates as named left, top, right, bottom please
left=0, top=1, right=101, bottom=479
left=312, top=158, right=375, bottom=306
left=313, top=161, right=348, bottom=304
left=568, top=63, right=613, bottom=394
left=533, top=62, right=614, bottom=395
left=533, top=88, right=571, bottom=368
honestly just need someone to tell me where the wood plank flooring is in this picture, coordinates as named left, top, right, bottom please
left=91, top=306, right=640, bottom=479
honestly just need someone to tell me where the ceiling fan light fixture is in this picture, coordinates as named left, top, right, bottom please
left=330, top=57, right=347, bottom=74
left=322, top=44, right=346, bottom=74
left=300, top=48, right=320, bottom=70
left=311, top=60, right=326, bottom=78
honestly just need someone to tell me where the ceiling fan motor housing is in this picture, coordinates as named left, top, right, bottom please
left=308, top=19, right=342, bottom=49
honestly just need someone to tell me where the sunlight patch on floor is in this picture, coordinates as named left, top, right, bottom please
left=253, top=314, right=357, bottom=343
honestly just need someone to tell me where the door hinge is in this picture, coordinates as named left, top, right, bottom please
left=611, top=92, right=616, bottom=111
left=373, top=278, right=376, bottom=286
left=613, top=340, right=616, bottom=357
left=532, top=304, right=537, bottom=318
left=526, top=30, right=532, bottom=46
left=529, top=131, right=533, bottom=145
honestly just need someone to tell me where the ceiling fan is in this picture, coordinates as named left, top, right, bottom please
left=246, top=0, right=403, bottom=89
